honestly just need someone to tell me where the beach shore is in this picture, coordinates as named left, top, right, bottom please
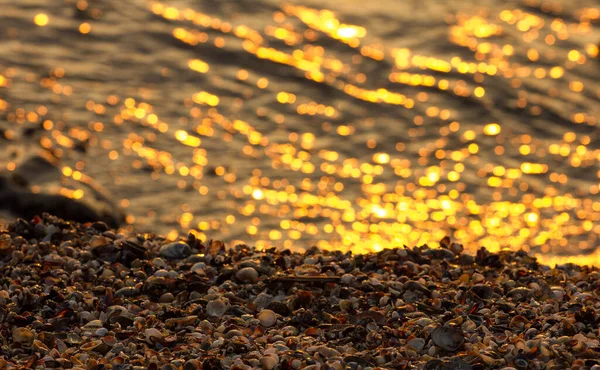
left=1, top=214, right=599, bottom=370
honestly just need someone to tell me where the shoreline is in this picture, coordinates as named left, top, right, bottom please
left=1, top=214, right=599, bottom=370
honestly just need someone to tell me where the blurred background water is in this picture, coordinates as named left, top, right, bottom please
left=0, top=0, right=599, bottom=265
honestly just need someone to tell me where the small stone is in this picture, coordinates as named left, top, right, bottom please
left=183, top=359, right=202, bottom=370
left=472, top=273, right=485, bottom=283
left=340, top=274, right=355, bottom=285
left=199, top=320, right=213, bottom=332
left=416, top=318, right=433, bottom=327
left=101, top=268, right=115, bottom=278
left=407, top=337, right=426, bottom=351
left=13, top=327, right=34, bottom=346
left=152, top=257, right=168, bottom=268
left=552, top=288, right=566, bottom=301
left=191, top=262, right=206, bottom=275
left=154, top=269, right=169, bottom=277
left=316, top=345, right=341, bottom=358
left=431, top=326, right=464, bottom=352
left=253, top=292, right=273, bottom=310
left=115, top=286, right=139, bottom=297
left=260, top=354, right=279, bottom=370
left=236, top=267, right=259, bottom=283
left=159, top=242, right=191, bottom=259
left=94, top=328, right=108, bottom=336
left=206, top=298, right=229, bottom=317
left=258, top=309, right=277, bottom=327
left=159, top=292, right=175, bottom=303
left=507, top=287, right=533, bottom=302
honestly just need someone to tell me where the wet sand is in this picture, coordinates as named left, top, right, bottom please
left=0, top=0, right=599, bottom=265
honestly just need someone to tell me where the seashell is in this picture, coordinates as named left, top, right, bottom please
left=165, top=316, right=197, bottom=330
left=64, top=332, right=83, bottom=345
left=340, top=274, right=355, bottom=285
left=356, top=310, right=386, bottom=325
left=551, top=287, right=566, bottom=301
left=480, top=353, right=504, bottom=366
left=110, top=356, right=127, bottom=367
left=507, top=287, right=533, bottom=302
left=80, top=339, right=111, bottom=354
left=236, top=267, right=259, bottom=283
left=83, top=319, right=103, bottom=330
left=431, top=326, right=464, bottom=352
left=260, top=354, right=279, bottom=370
left=183, top=359, right=202, bottom=370
left=509, top=315, right=529, bottom=330
left=407, top=337, right=426, bottom=352
left=304, top=327, right=321, bottom=337
left=32, top=339, right=49, bottom=354
left=152, top=257, right=168, bottom=268
left=94, top=328, right=108, bottom=336
left=257, top=309, right=277, bottom=327
left=206, top=298, right=229, bottom=317
left=514, top=354, right=528, bottom=369
left=316, top=345, right=341, bottom=358
left=191, top=262, right=207, bottom=276
left=470, top=284, right=493, bottom=300
left=145, top=328, right=163, bottom=342
left=103, top=335, right=117, bottom=347
left=450, top=242, right=464, bottom=254
left=159, top=292, right=175, bottom=303
left=159, top=242, right=191, bottom=259
left=115, top=286, right=140, bottom=297
left=12, top=327, right=35, bottom=347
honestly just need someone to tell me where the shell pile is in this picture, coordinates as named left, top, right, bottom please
left=1, top=215, right=599, bottom=370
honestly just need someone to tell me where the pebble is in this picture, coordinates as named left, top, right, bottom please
left=472, top=272, right=485, bottom=283
left=12, top=328, right=34, bottom=346
left=254, top=292, right=273, bottom=310
left=154, top=269, right=169, bottom=277
left=316, top=345, right=341, bottom=358
left=190, top=262, right=206, bottom=275
left=159, top=292, right=175, bottom=303
left=236, top=266, right=259, bottom=283
left=206, top=298, right=229, bottom=317
left=159, top=242, right=191, bottom=259
left=260, top=354, right=279, bottom=370
left=258, top=309, right=277, bottom=327
left=407, top=337, right=426, bottom=351
left=94, top=328, right=108, bottom=336
left=152, top=257, right=167, bottom=268
left=431, top=326, right=464, bottom=352
left=340, top=273, right=355, bottom=285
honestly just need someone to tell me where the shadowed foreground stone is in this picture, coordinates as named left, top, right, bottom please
left=0, top=177, right=120, bottom=228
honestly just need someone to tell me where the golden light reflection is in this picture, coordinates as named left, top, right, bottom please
left=2, top=0, right=598, bottom=267
left=34, top=14, right=49, bottom=27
